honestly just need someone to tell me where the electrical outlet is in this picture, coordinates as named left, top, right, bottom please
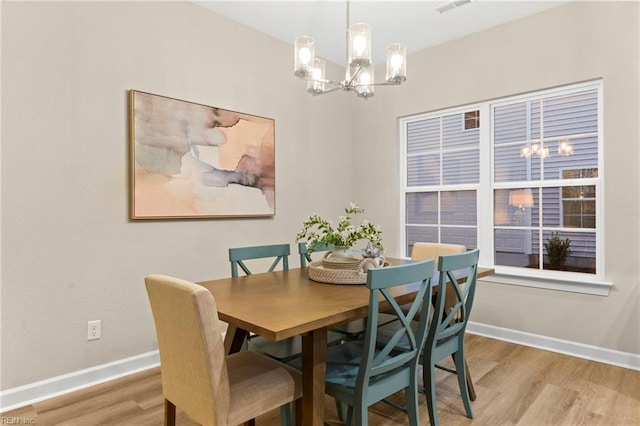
left=87, top=320, right=101, bottom=341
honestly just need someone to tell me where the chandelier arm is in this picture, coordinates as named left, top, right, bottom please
left=346, top=65, right=362, bottom=87
left=360, top=81, right=402, bottom=87
left=297, top=76, right=345, bottom=87
left=349, top=80, right=401, bottom=88
left=310, top=86, right=344, bottom=96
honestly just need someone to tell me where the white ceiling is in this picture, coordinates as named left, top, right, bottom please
left=195, top=0, right=569, bottom=66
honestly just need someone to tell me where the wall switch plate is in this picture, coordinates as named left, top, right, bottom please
left=87, top=320, right=101, bottom=341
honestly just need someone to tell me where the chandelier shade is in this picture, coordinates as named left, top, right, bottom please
left=307, top=58, right=326, bottom=94
left=356, top=65, right=374, bottom=99
left=348, top=23, right=371, bottom=67
left=386, top=43, right=407, bottom=83
left=294, top=36, right=315, bottom=78
left=293, top=0, right=407, bottom=99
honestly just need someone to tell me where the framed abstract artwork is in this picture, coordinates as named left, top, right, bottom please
left=129, top=90, right=275, bottom=219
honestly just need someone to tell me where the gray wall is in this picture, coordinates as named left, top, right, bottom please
left=1, top=0, right=638, bottom=393
left=353, top=1, right=639, bottom=354
left=0, top=1, right=353, bottom=389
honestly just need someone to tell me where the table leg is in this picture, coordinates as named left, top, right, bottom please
left=224, top=324, right=248, bottom=355
left=301, top=327, right=327, bottom=426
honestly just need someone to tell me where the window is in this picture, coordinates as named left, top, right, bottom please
left=401, top=81, right=604, bottom=290
left=403, top=109, right=480, bottom=256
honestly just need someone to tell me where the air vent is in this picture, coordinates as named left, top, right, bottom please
left=436, top=0, right=472, bottom=14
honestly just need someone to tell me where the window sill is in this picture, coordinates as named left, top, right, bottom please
left=479, top=267, right=613, bottom=296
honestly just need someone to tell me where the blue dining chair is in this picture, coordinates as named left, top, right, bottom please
left=228, top=243, right=343, bottom=364
left=229, top=243, right=290, bottom=278
left=228, top=243, right=299, bottom=424
left=423, top=248, right=480, bottom=426
left=228, top=244, right=300, bottom=361
left=291, top=259, right=435, bottom=425
left=297, top=241, right=334, bottom=267
left=382, top=242, right=477, bottom=401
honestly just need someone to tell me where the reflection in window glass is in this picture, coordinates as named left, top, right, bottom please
left=406, top=192, right=437, bottom=224
left=542, top=231, right=596, bottom=273
left=562, top=185, right=596, bottom=229
left=464, top=110, right=480, bottom=130
left=494, top=188, right=539, bottom=227
left=405, top=190, right=477, bottom=255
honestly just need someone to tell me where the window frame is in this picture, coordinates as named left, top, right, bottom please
left=400, top=80, right=611, bottom=296
left=401, top=103, right=483, bottom=257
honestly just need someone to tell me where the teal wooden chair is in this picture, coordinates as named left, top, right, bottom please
left=229, top=243, right=290, bottom=278
left=291, top=259, right=435, bottom=425
left=228, top=243, right=342, bottom=364
left=228, top=244, right=300, bottom=362
left=228, top=243, right=298, bottom=424
left=423, top=249, right=479, bottom=426
left=297, top=241, right=334, bottom=267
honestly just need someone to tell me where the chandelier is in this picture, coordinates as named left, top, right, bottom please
left=293, top=1, right=407, bottom=99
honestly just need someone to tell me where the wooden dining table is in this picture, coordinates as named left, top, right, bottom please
left=198, top=259, right=494, bottom=426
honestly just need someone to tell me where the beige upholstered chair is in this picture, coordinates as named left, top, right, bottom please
left=411, top=243, right=467, bottom=318
left=410, top=242, right=476, bottom=401
left=145, top=274, right=303, bottom=426
left=410, top=242, right=467, bottom=264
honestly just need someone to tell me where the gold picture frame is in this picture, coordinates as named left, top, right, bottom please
left=129, top=90, right=275, bottom=219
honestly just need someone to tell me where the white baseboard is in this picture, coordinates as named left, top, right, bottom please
left=0, top=350, right=160, bottom=413
left=2, top=325, right=638, bottom=413
left=467, top=321, right=640, bottom=371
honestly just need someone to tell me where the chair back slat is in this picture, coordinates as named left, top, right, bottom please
left=228, top=244, right=291, bottom=277
left=429, top=249, right=479, bottom=347
left=356, top=260, right=435, bottom=395
left=297, top=241, right=334, bottom=267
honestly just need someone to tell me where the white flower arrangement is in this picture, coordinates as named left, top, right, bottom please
left=296, top=203, right=383, bottom=252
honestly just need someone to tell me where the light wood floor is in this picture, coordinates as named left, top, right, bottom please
left=3, top=335, right=639, bottom=425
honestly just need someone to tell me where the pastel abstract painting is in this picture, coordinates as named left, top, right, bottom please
left=129, top=90, right=275, bottom=219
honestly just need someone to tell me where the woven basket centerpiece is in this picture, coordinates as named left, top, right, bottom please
left=308, top=259, right=366, bottom=285
left=308, top=255, right=387, bottom=285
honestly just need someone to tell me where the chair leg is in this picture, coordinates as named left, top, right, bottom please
left=354, top=401, right=367, bottom=426
left=465, top=358, right=477, bottom=401
left=405, top=386, right=420, bottom=426
left=453, top=351, right=473, bottom=418
left=346, top=405, right=354, bottom=426
left=450, top=353, right=476, bottom=401
left=164, top=399, right=176, bottom=426
left=424, top=362, right=439, bottom=426
left=280, top=404, right=291, bottom=426
left=281, top=401, right=302, bottom=426
left=335, top=399, right=345, bottom=421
